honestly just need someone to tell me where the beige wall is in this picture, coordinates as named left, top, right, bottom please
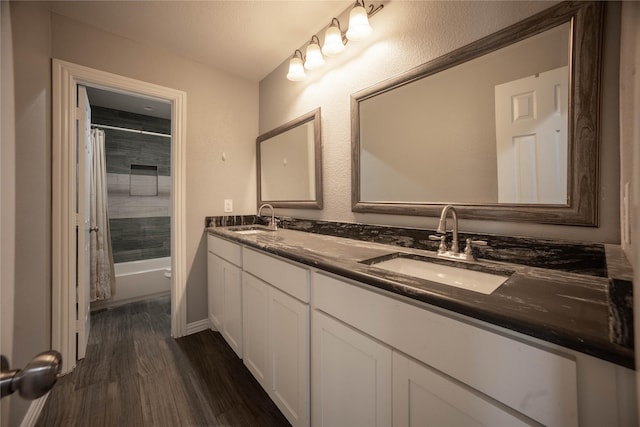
left=618, top=1, right=640, bottom=408
left=620, top=2, right=640, bottom=263
left=49, top=12, right=259, bottom=323
left=7, top=6, right=258, bottom=397
left=5, top=3, right=52, bottom=425
left=259, top=1, right=622, bottom=243
left=1, top=2, right=16, bottom=425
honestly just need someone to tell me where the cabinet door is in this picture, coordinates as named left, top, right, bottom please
left=222, top=258, right=243, bottom=358
left=207, top=251, right=224, bottom=331
left=269, top=286, right=310, bottom=427
left=393, top=352, right=530, bottom=427
left=312, top=311, right=391, bottom=427
left=242, top=272, right=269, bottom=389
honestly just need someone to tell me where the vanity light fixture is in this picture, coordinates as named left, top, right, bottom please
left=286, top=50, right=306, bottom=81
left=304, top=35, right=325, bottom=70
left=322, top=18, right=346, bottom=57
left=346, top=0, right=374, bottom=41
left=285, top=1, right=383, bottom=82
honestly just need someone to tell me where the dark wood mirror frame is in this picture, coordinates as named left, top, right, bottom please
left=351, top=1, right=603, bottom=226
left=257, top=108, right=323, bottom=209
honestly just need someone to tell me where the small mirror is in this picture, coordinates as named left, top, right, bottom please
left=257, top=108, right=322, bottom=209
left=352, top=2, right=603, bottom=225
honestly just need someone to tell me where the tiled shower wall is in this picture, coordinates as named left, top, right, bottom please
left=92, top=106, right=171, bottom=263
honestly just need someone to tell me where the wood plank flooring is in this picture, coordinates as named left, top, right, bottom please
left=36, top=296, right=289, bottom=426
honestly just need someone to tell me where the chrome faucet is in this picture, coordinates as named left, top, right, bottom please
left=258, top=203, right=277, bottom=231
left=430, top=204, right=487, bottom=261
left=437, top=204, right=459, bottom=254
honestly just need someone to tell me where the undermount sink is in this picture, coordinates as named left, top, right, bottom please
left=229, top=226, right=272, bottom=235
left=362, top=254, right=511, bottom=295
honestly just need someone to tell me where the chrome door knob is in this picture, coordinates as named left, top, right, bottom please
left=1, top=351, right=62, bottom=399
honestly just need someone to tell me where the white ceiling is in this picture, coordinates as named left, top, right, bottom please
left=47, top=0, right=353, bottom=83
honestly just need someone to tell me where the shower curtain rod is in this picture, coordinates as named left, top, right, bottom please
left=91, top=123, right=172, bottom=138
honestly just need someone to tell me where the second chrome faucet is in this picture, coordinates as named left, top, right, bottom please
left=430, top=205, right=486, bottom=261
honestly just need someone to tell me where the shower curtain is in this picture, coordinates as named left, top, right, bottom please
left=90, top=128, right=115, bottom=301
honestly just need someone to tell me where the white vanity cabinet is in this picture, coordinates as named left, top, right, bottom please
left=312, top=271, right=581, bottom=427
left=242, top=247, right=310, bottom=427
left=207, top=234, right=243, bottom=358
left=207, top=233, right=636, bottom=427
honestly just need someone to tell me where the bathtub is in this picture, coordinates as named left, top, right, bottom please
left=91, top=256, right=171, bottom=310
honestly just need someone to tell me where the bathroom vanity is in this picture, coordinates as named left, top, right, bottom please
left=206, top=221, right=635, bottom=427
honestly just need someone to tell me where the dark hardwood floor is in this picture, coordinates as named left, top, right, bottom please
left=36, top=295, right=289, bottom=426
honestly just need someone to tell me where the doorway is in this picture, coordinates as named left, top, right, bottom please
left=52, top=59, right=187, bottom=374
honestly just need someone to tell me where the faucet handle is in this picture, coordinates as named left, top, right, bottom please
left=429, top=234, right=447, bottom=253
left=463, top=238, right=487, bottom=258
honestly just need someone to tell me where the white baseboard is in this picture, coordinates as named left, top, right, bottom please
left=186, top=318, right=210, bottom=335
left=20, top=394, right=49, bottom=427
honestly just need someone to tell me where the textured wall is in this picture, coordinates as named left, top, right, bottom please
left=259, top=1, right=622, bottom=244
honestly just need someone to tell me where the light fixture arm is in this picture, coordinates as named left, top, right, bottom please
left=287, top=2, right=383, bottom=81
left=354, top=0, right=384, bottom=17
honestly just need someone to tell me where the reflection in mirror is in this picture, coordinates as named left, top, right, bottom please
left=352, top=2, right=603, bottom=225
left=257, top=108, right=322, bottom=209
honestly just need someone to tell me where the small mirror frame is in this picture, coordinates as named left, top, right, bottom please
left=351, top=1, right=603, bottom=226
left=257, top=108, right=323, bottom=209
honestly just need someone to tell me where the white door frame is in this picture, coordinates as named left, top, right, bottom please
left=52, top=59, right=187, bottom=374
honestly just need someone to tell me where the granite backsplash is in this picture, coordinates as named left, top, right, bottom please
left=204, top=215, right=630, bottom=280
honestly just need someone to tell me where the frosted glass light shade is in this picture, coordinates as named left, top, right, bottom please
left=322, top=25, right=345, bottom=57
left=346, top=5, right=373, bottom=41
left=304, top=43, right=325, bottom=70
left=286, top=56, right=306, bottom=81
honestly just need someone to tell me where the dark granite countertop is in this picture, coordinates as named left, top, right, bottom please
left=206, top=223, right=634, bottom=369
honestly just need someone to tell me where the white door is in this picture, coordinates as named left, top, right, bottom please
left=495, top=66, right=568, bottom=204
left=312, top=310, right=392, bottom=427
left=76, top=85, right=92, bottom=360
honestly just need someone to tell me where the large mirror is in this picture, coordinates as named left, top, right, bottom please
left=257, top=108, right=323, bottom=209
left=352, top=1, right=603, bottom=225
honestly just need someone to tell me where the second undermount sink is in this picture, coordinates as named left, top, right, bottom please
left=362, top=254, right=511, bottom=295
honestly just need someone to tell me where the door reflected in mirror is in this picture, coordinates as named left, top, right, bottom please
left=257, top=108, right=323, bottom=209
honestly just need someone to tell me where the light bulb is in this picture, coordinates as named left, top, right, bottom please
left=346, top=4, right=373, bottom=41
left=286, top=55, right=306, bottom=81
left=322, top=24, right=345, bottom=57
left=304, top=40, right=325, bottom=70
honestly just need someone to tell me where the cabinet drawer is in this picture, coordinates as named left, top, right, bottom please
left=313, top=272, right=578, bottom=427
left=243, top=248, right=309, bottom=303
left=207, top=234, right=242, bottom=266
